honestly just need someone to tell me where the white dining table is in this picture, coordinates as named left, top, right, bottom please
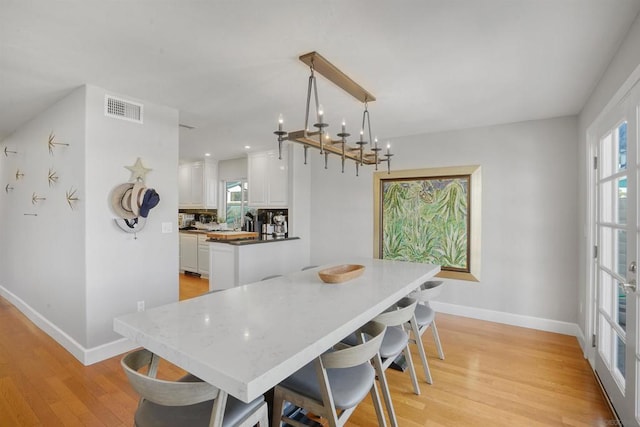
left=113, top=257, right=440, bottom=403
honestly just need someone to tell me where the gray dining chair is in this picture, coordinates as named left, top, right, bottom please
left=370, top=297, right=422, bottom=427
left=121, top=349, right=268, bottom=427
left=272, top=321, right=388, bottom=427
left=260, top=274, right=283, bottom=281
left=340, top=297, right=422, bottom=427
left=408, top=280, right=445, bottom=384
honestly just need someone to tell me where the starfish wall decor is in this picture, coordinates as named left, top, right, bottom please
left=125, top=157, right=152, bottom=182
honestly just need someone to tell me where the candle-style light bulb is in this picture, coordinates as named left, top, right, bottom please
left=360, top=129, right=364, bottom=142
left=374, top=137, right=378, bottom=149
left=278, top=114, right=283, bottom=131
left=342, top=120, right=346, bottom=133
left=318, top=105, right=324, bottom=124
left=386, top=143, right=391, bottom=155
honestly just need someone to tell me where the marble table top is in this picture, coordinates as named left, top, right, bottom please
left=114, top=257, right=440, bottom=402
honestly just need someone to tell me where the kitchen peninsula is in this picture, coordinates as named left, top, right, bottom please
left=209, top=236, right=306, bottom=291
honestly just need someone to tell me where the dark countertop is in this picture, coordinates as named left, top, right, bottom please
left=207, top=237, right=300, bottom=246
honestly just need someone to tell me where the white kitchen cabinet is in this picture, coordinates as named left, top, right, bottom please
left=247, top=149, right=288, bottom=207
left=197, top=234, right=209, bottom=277
left=180, top=232, right=210, bottom=278
left=179, top=233, right=198, bottom=274
left=178, top=159, right=218, bottom=209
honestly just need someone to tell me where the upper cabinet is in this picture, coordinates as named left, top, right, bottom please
left=247, top=149, right=288, bottom=207
left=179, top=159, right=218, bottom=209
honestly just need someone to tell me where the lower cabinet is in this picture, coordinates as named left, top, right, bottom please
left=197, top=234, right=209, bottom=277
left=180, top=233, right=198, bottom=274
left=179, top=233, right=210, bottom=278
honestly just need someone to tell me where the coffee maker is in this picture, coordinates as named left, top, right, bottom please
left=272, top=212, right=287, bottom=239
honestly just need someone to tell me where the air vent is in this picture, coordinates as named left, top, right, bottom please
left=105, top=95, right=143, bottom=123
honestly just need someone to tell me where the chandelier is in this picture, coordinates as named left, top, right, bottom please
left=274, top=51, right=393, bottom=175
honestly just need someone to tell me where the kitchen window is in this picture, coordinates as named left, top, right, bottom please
left=224, top=180, right=249, bottom=229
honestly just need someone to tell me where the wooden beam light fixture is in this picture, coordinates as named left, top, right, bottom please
left=274, top=51, right=393, bottom=175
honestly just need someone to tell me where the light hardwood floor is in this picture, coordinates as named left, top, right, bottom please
left=0, top=274, right=615, bottom=426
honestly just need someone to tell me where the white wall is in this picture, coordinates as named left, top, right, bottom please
left=218, top=157, right=247, bottom=181
left=0, top=84, right=179, bottom=364
left=0, top=86, right=87, bottom=344
left=577, top=14, right=640, bottom=345
left=84, top=85, right=179, bottom=352
left=288, top=144, right=311, bottom=263
left=309, top=116, right=579, bottom=328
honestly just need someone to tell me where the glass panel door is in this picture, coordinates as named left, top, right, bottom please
left=594, top=85, right=639, bottom=426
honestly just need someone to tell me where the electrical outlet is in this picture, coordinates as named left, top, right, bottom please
left=137, top=300, right=145, bottom=312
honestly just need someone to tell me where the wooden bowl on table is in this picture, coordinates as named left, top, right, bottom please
left=318, top=264, right=365, bottom=284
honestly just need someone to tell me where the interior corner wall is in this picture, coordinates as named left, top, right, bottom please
left=288, top=144, right=311, bottom=266
left=577, top=13, right=640, bottom=340
left=308, top=116, right=579, bottom=325
left=84, top=85, right=179, bottom=352
left=0, top=86, right=88, bottom=348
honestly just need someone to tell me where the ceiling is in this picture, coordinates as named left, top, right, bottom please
left=2, top=1, right=640, bottom=162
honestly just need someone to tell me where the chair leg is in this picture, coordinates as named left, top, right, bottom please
left=272, top=386, right=286, bottom=427
left=411, top=319, right=433, bottom=384
left=403, top=344, right=420, bottom=395
left=374, top=354, right=398, bottom=427
left=431, top=320, right=445, bottom=360
left=369, top=380, right=387, bottom=427
left=237, top=401, right=269, bottom=427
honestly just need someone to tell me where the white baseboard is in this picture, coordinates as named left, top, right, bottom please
left=0, top=285, right=137, bottom=366
left=430, top=301, right=581, bottom=337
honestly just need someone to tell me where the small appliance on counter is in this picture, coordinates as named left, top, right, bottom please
left=273, top=212, right=287, bottom=239
left=243, top=212, right=255, bottom=232
left=178, top=213, right=195, bottom=229
left=257, top=209, right=288, bottom=240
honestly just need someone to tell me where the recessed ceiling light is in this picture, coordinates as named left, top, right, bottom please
left=205, top=153, right=211, bottom=157
left=244, top=145, right=251, bottom=150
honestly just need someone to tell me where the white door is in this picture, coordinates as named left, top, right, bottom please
left=593, top=82, right=640, bottom=425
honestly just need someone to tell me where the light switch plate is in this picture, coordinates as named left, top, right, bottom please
left=162, top=222, right=173, bottom=233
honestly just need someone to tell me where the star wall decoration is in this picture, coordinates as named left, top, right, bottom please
left=47, top=132, right=69, bottom=155
left=32, top=192, right=46, bottom=205
left=15, top=169, right=24, bottom=180
left=125, top=157, right=152, bottom=182
left=66, top=187, right=79, bottom=210
left=48, top=168, right=59, bottom=187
